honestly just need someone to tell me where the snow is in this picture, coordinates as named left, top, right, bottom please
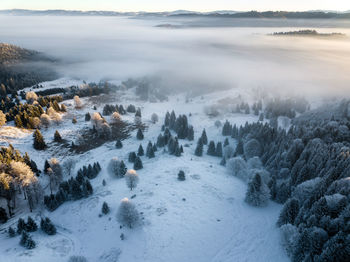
left=0, top=78, right=288, bottom=262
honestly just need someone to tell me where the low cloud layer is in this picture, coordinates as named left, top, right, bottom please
left=0, top=15, right=350, bottom=98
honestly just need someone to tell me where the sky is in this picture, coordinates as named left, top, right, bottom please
left=0, top=0, right=349, bottom=12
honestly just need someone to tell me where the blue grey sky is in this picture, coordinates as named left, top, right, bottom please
left=0, top=0, right=349, bottom=12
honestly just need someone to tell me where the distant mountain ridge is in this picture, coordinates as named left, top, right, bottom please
left=1, top=9, right=350, bottom=19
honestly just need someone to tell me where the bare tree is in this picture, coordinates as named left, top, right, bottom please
left=40, top=114, right=51, bottom=128
left=63, top=159, right=76, bottom=176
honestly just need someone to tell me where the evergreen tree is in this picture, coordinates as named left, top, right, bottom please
left=85, top=112, right=91, bottom=121
left=277, top=198, right=300, bottom=227
left=157, top=134, right=165, bottom=147
left=235, top=139, right=244, bottom=155
left=54, top=130, right=62, bottom=142
left=224, top=138, right=229, bottom=147
left=195, top=138, right=204, bottom=156
left=207, top=141, right=216, bottom=156
left=187, top=125, right=194, bottom=141
left=137, top=144, right=144, bottom=156
left=17, top=218, right=26, bottom=234
left=8, top=226, right=16, bottom=237
left=0, top=207, right=8, bottom=223
left=133, top=157, right=143, bottom=170
left=136, top=128, right=144, bottom=140
left=135, top=108, right=141, bottom=118
left=128, top=152, right=137, bottom=163
left=33, top=129, right=46, bottom=150
left=40, top=217, right=56, bottom=235
left=220, top=157, right=226, bottom=166
left=164, top=111, right=170, bottom=126
left=201, top=129, right=208, bottom=145
left=116, top=139, right=123, bottom=149
left=245, top=173, right=270, bottom=207
left=102, top=202, right=110, bottom=215
left=177, top=170, right=185, bottom=181
left=26, top=216, right=38, bottom=232
left=146, top=142, right=155, bottom=158
left=169, top=110, right=176, bottom=129
left=216, top=142, right=223, bottom=157
left=20, top=231, right=29, bottom=246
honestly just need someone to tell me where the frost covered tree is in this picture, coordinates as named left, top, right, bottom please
left=26, top=216, right=37, bottom=232
left=111, top=112, right=121, bottom=123
left=245, top=173, right=270, bottom=207
left=48, top=158, right=63, bottom=193
left=243, top=138, right=262, bottom=159
left=0, top=110, right=6, bottom=127
left=33, top=129, right=46, bottom=150
left=74, top=95, right=83, bottom=109
left=62, top=159, right=75, bottom=176
left=117, top=198, right=140, bottom=228
left=108, top=157, right=127, bottom=178
left=226, top=157, right=248, bottom=181
left=151, top=113, right=159, bottom=124
left=40, top=113, right=51, bottom=128
left=25, top=91, right=38, bottom=104
left=20, top=231, right=36, bottom=249
left=125, top=170, right=139, bottom=191
left=277, top=198, right=300, bottom=226
left=91, top=112, right=103, bottom=129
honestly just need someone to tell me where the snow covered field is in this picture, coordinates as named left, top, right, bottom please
left=0, top=78, right=288, bottom=262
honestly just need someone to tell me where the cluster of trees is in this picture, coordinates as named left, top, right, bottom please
left=227, top=100, right=350, bottom=260
left=0, top=146, right=41, bottom=217
left=163, top=111, right=194, bottom=140
left=44, top=174, right=93, bottom=211
left=128, top=151, right=143, bottom=170
left=7, top=216, right=56, bottom=250
left=102, top=104, right=127, bottom=116
left=264, top=97, right=309, bottom=119
left=77, top=162, right=101, bottom=180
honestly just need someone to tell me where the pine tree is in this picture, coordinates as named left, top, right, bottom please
left=17, top=218, right=26, bottom=234
left=146, top=142, right=155, bottom=158
left=201, top=129, right=208, bottom=145
left=8, top=226, right=16, bottom=237
left=137, top=144, right=144, bottom=156
left=85, top=112, right=91, bottom=121
left=33, top=129, right=46, bottom=150
left=245, top=173, right=270, bottom=207
left=0, top=207, right=8, bottom=223
left=102, top=202, right=110, bottom=215
left=133, top=157, right=143, bottom=170
left=157, top=134, right=165, bottom=147
left=277, top=198, right=300, bottom=227
left=54, top=130, right=62, bottom=142
left=195, top=138, right=204, bottom=156
left=224, top=138, right=229, bottom=147
left=216, top=142, right=223, bottom=157
left=169, top=110, right=176, bottom=129
left=187, top=125, right=194, bottom=141
left=128, top=152, right=137, bottom=163
left=177, top=170, right=185, bottom=181
left=116, top=139, right=123, bottom=149
left=20, top=231, right=29, bottom=246
left=164, top=111, right=170, bottom=126
left=207, top=141, right=216, bottom=156
left=26, top=216, right=38, bottom=232
left=136, top=128, right=144, bottom=140
left=235, top=139, right=244, bottom=155
left=40, top=217, right=56, bottom=235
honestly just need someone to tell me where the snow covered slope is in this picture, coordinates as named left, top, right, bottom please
left=0, top=79, right=288, bottom=262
